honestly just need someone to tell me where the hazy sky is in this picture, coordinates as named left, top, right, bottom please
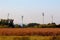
left=0, top=0, right=60, bottom=24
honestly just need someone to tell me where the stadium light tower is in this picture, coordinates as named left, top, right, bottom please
left=7, top=13, right=9, bottom=19
left=51, top=16, right=53, bottom=23
left=42, top=12, right=44, bottom=24
left=21, top=16, right=23, bottom=27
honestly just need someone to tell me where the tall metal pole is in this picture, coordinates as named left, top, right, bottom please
left=7, top=13, right=10, bottom=25
left=22, top=16, right=23, bottom=27
left=52, top=16, right=53, bottom=23
left=42, top=12, right=44, bottom=24
left=7, top=13, right=9, bottom=19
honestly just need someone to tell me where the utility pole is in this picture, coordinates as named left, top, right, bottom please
left=42, top=12, right=44, bottom=24
left=21, top=16, right=23, bottom=27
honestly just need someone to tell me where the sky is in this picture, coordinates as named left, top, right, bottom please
left=0, top=0, right=60, bottom=24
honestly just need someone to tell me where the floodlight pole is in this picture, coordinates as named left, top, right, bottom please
left=22, top=16, right=23, bottom=27
left=42, top=12, right=44, bottom=24
left=7, top=13, right=9, bottom=20
left=52, top=16, right=53, bottom=23
left=7, top=13, right=10, bottom=25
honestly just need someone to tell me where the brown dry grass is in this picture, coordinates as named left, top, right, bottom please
left=0, top=28, right=60, bottom=36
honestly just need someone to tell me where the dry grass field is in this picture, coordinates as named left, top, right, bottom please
left=0, top=28, right=60, bottom=40
left=0, top=36, right=60, bottom=40
left=0, top=28, right=60, bottom=36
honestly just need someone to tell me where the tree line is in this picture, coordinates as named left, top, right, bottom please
left=0, top=21, right=60, bottom=28
left=0, top=19, right=60, bottom=28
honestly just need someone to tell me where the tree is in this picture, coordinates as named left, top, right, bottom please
left=47, top=23, right=56, bottom=28
left=14, top=24, right=21, bottom=28
left=56, top=24, right=60, bottom=28
left=27, top=23, right=40, bottom=28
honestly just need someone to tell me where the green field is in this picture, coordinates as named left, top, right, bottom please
left=0, top=36, right=60, bottom=40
